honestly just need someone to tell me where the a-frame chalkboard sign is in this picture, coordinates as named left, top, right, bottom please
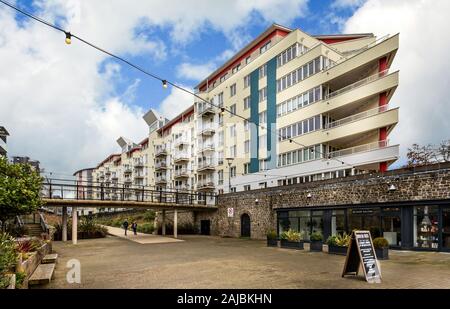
left=342, top=230, right=382, bottom=283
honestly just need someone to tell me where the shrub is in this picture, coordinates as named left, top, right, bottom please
left=327, top=233, right=351, bottom=247
left=0, top=233, right=18, bottom=288
left=373, top=237, right=389, bottom=249
left=137, top=223, right=154, bottom=234
left=16, top=238, right=41, bottom=253
left=326, top=235, right=338, bottom=246
left=266, top=230, right=277, bottom=240
left=15, top=271, right=26, bottom=288
left=143, top=210, right=156, bottom=222
left=310, top=231, right=323, bottom=242
left=280, top=229, right=302, bottom=242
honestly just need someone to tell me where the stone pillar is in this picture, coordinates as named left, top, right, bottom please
left=62, top=206, right=68, bottom=242
left=72, top=207, right=78, bottom=245
left=153, top=211, right=158, bottom=235
left=162, top=210, right=166, bottom=236
left=174, top=209, right=178, bottom=239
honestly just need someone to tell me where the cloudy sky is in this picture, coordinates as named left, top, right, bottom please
left=1, top=0, right=449, bottom=176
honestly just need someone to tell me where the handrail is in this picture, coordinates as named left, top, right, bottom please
left=324, top=104, right=390, bottom=130
left=328, top=140, right=390, bottom=159
left=325, top=69, right=390, bottom=100
left=39, top=213, right=49, bottom=234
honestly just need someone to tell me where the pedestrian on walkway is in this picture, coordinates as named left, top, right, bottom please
left=132, top=222, right=138, bottom=235
left=123, top=219, right=129, bottom=236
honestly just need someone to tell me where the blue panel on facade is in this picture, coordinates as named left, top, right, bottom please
left=250, top=69, right=260, bottom=173
left=266, top=57, right=277, bottom=170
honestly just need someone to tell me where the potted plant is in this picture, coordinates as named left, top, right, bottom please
left=266, top=230, right=278, bottom=247
left=373, top=237, right=389, bottom=260
left=326, top=233, right=350, bottom=255
left=309, top=231, right=323, bottom=252
left=280, top=229, right=304, bottom=250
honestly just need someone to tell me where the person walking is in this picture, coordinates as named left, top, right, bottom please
left=123, top=219, right=129, bottom=236
left=131, top=222, right=138, bottom=235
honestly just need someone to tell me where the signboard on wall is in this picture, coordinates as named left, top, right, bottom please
left=227, top=208, right=234, bottom=218
left=342, top=230, right=382, bottom=283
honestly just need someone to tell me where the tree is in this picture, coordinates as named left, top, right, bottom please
left=436, top=140, right=450, bottom=162
left=0, top=157, right=43, bottom=231
left=406, top=143, right=434, bottom=167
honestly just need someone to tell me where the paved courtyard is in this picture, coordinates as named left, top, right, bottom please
left=41, top=235, right=450, bottom=289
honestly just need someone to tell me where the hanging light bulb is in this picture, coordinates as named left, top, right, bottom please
left=65, top=32, right=72, bottom=45
left=162, top=80, right=168, bottom=89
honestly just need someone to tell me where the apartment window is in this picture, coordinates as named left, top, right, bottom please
left=276, top=86, right=322, bottom=118
left=230, top=166, right=237, bottom=178
left=260, top=41, right=271, bottom=54
left=258, top=87, right=267, bottom=102
left=278, top=115, right=321, bottom=141
left=230, top=124, right=236, bottom=138
left=244, top=75, right=250, bottom=89
left=220, top=74, right=228, bottom=83
left=244, top=140, right=250, bottom=154
left=230, top=104, right=236, bottom=115
left=230, top=83, right=236, bottom=97
left=259, top=134, right=267, bottom=150
left=244, top=119, right=250, bottom=131
left=244, top=96, right=251, bottom=110
left=230, top=187, right=237, bottom=193
left=218, top=170, right=224, bottom=185
left=229, top=145, right=237, bottom=158
left=218, top=92, right=224, bottom=107
left=218, top=151, right=224, bottom=165
left=232, top=64, right=241, bottom=74
left=244, top=185, right=251, bottom=191
left=245, top=56, right=251, bottom=64
left=259, top=64, right=267, bottom=79
left=259, top=159, right=268, bottom=172
left=244, top=163, right=250, bottom=175
left=218, top=131, right=224, bottom=146
left=259, top=111, right=267, bottom=124
left=259, top=182, right=267, bottom=189
left=277, top=43, right=303, bottom=67
left=218, top=113, right=223, bottom=125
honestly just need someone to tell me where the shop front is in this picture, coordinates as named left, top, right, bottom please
left=277, top=202, right=450, bottom=252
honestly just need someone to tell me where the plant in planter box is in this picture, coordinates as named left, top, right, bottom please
left=309, top=231, right=323, bottom=252
left=326, top=233, right=351, bottom=255
left=266, top=230, right=278, bottom=247
left=280, top=229, right=304, bottom=250
left=0, top=233, right=18, bottom=289
left=373, top=237, right=389, bottom=260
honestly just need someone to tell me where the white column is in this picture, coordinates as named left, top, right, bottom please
left=72, top=207, right=78, bottom=245
left=174, top=209, right=178, bottom=239
left=62, top=206, right=68, bottom=242
left=162, top=210, right=166, bottom=236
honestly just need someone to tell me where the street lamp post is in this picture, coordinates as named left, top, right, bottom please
left=226, top=158, right=234, bottom=193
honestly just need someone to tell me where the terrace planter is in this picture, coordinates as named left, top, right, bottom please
left=280, top=240, right=304, bottom=250
left=18, top=242, right=52, bottom=284
left=6, top=274, right=16, bottom=289
left=267, top=238, right=278, bottom=247
left=310, top=241, right=323, bottom=252
left=328, top=245, right=348, bottom=255
left=375, top=247, right=389, bottom=260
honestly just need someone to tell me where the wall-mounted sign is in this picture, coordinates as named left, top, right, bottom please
left=342, top=230, right=382, bottom=283
left=351, top=208, right=375, bottom=215
left=227, top=207, right=234, bottom=218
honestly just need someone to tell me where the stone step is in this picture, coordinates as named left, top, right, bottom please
left=28, top=263, right=55, bottom=285
left=42, top=254, right=58, bottom=264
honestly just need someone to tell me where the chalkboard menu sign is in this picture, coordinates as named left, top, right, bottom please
left=342, top=231, right=382, bottom=283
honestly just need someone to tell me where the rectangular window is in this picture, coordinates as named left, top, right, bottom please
left=232, top=64, right=241, bottom=74
left=244, top=163, right=250, bottom=175
left=230, top=104, right=236, bottom=115
left=244, top=119, right=249, bottom=131
left=220, top=74, right=228, bottom=83
left=244, top=185, right=251, bottom=191
left=259, top=134, right=267, bottom=150
left=230, top=125, right=236, bottom=138
left=259, top=87, right=267, bottom=102
left=229, top=145, right=236, bottom=158
left=259, top=64, right=267, bottom=79
left=218, top=151, right=224, bottom=165
left=245, top=56, right=251, bottom=64
left=218, top=131, right=224, bottom=146
left=230, top=83, right=236, bottom=97
left=244, top=140, right=250, bottom=154
left=259, top=159, right=268, bottom=171
left=260, top=41, right=271, bottom=54
left=244, top=96, right=251, bottom=110
left=218, top=92, right=224, bottom=107
left=230, top=166, right=236, bottom=178
left=259, top=111, right=267, bottom=124
left=244, top=75, right=250, bottom=89
left=218, top=170, right=224, bottom=185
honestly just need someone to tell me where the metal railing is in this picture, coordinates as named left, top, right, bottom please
left=198, top=143, right=215, bottom=152
left=198, top=159, right=216, bottom=170
left=173, top=152, right=190, bottom=161
left=324, top=104, right=390, bottom=130
left=155, top=176, right=167, bottom=183
left=42, top=179, right=217, bottom=206
left=155, top=146, right=167, bottom=156
left=155, top=161, right=167, bottom=169
left=197, top=104, right=217, bottom=115
left=199, top=123, right=216, bottom=134
left=325, top=69, right=390, bottom=100
left=174, top=169, right=189, bottom=177
left=197, top=180, right=215, bottom=189
left=328, top=140, right=390, bottom=159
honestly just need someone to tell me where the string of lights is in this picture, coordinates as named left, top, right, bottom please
left=0, top=0, right=354, bottom=173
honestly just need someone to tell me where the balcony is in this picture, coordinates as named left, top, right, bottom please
left=198, top=142, right=215, bottom=153
left=124, top=177, right=132, bottom=184
left=134, top=161, right=144, bottom=168
left=134, top=173, right=145, bottom=179
left=155, top=176, right=167, bottom=184
left=173, top=152, right=190, bottom=163
left=155, top=146, right=167, bottom=157
left=197, top=159, right=216, bottom=172
left=197, top=104, right=217, bottom=116
left=175, top=184, right=191, bottom=191
left=174, top=138, right=190, bottom=148
left=324, top=105, right=391, bottom=130
left=155, top=161, right=167, bottom=170
left=174, top=168, right=189, bottom=178
left=328, top=140, right=390, bottom=159
left=124, top=167, right=132, bottom=174
left=105, top=170, right=111, bottom=175
left=199, top=124, right=216, bottom=136
left=197, top=180, right=215, bottom=190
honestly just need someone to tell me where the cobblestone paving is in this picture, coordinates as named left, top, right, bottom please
left=40, top=236, right=450, bottom=289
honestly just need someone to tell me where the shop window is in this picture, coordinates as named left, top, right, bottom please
left=332, top=210, right=346, bottom=236
left=381, top=207, right=402, bottom=247
left=348, top=208, right=381, bottom=238
left=414, top=205, right=439, bottom=249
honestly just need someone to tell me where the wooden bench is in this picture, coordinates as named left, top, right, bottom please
left=42, top=253, right=58, bottom=264
left=28, top=263, right=55, bottom=285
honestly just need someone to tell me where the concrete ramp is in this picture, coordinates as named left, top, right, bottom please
left=104, top=226, right=184, bottom=244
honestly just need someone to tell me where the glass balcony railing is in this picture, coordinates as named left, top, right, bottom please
left=324, top=104, right=390, bottom=130
left=328, top=140, right=389, bottom=159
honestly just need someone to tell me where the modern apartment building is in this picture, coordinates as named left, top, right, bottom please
left=86, top=24, right=399, bottom=196
left=12, top=156, right=41, bottom=172
left=0, top=126, right=9, bottom=157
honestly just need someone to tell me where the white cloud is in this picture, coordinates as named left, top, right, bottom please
left=158, top=85, right=195, bottom=120
left=331, top=0, right=367, bottom=9
left=342, top=0, right=450, bottom=166
left=177, top=62, right=217, bottom=82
